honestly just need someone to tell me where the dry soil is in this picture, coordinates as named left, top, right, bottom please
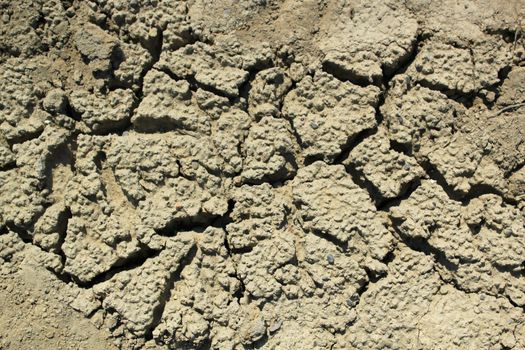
left=1, top=0, right=525, bottom=349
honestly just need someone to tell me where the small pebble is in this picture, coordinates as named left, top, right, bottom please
left=327, top=254, right=334, bottom=265
left=346, top=293, right=360, bottom=308
left=268, top=319, right=282, bottom=333
left=310, top=121, right=319, bottom=129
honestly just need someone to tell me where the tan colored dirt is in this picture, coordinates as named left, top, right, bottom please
left=1, top=0, right=525, bottom=349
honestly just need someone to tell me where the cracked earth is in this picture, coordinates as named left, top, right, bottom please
left=1, top=0, right=525, bottom=349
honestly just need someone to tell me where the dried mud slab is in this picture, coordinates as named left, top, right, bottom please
left=334, top=246, right=525, bottom=349
left=282, top=71, right=380, bottom=163
left=1, top=0, right=525, bottom=349
left=319, top=0, right=419, bottom=85
left=344, top=126, right=425, bottom=202
left=391, top=180, right=525, bottom=306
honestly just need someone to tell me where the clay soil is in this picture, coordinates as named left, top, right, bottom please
left=1, top=0, right=525, bottom=349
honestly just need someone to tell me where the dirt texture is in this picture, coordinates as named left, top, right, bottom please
left=1, top=0, right=525, bottom=349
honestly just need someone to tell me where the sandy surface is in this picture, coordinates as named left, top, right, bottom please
left=1, top=0, right=525, bottom=349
